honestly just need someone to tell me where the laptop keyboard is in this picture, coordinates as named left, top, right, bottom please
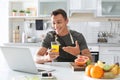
left=37, top=69, right=46, bottom=72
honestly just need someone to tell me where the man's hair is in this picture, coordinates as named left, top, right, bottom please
left=51, top=9, right=67, bottom=20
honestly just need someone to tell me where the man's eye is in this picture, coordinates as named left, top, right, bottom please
left=58, top=21, right=62, bottom=24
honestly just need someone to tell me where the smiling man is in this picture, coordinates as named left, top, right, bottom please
left=35, top=9, right=92, bottom=63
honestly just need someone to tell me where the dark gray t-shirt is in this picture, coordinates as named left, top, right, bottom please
left=41, top=30, right=88, bottom=62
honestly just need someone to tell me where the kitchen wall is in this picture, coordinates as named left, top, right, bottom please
left=29, top=13, right=120, bottom=44
left=1, top=0, right=120, bottom=44
left=0, top=0, right=9, bottom=45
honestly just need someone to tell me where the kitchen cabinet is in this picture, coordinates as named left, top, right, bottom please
left=69, top=0, right=97, bottom=16
left=96, top=0, right=120, bottom=17
left=38, top=0, right=69, bottom=17
left=9, top=0, right=38, bottom=19
left=99, top=46, right=120, bottom=64
left=9, top=0, right=68, bottom=18
left=9, top=0, right=37, bottom=43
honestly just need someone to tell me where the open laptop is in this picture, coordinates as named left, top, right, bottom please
left=0, top=46, right=55, bottom=74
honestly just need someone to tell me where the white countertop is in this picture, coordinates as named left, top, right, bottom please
left=3, top=43, right=41, bottom=47
left=0, top=57, right=120, bottom=80
left=3, top=42, right=120, bottom=47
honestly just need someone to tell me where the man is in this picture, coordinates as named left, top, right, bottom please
left=35, top=9, right=92, bottom=64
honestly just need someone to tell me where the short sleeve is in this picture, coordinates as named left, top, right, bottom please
left=41, top=31, right=55, bottom=49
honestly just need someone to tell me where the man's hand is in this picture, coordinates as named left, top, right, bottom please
left=62, top=41, right=80, bottom=56
left=47, top=49, right=59, bottom=61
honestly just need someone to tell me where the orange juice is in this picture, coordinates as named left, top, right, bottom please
left=51, top=42, right=59, bottom=52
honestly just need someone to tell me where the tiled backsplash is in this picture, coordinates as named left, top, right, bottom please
left=11, top=20, right=120, bottom=44
left=68, top=20, right=120, bottom=43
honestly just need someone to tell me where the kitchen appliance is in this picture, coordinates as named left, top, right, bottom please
left=35, top=20, right=43, bottom=30
left=88, top=46, right=99, bottom=62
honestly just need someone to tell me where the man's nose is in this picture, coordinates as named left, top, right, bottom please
left=54, top=24, right=59, bottom=29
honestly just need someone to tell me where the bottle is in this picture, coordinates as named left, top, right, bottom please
left=22, top=31, right=27, bottom=43
left=13, top=26, right=20, bottom=43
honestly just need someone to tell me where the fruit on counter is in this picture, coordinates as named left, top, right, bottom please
left=85, top=64, right=94, bottom=77
left=110, top=63, right=119, bottom=75
left=74, top=56, right=90, bottom=66
left=77, top=55, right=89, bottom=61
left=97, top=61, right=105, bottom=68
left=102, top=72, right=116, bottom=79
left=119, top=66, right=120, bottom=74
left=90, top=65, right=104, bottom=79
left=74, top=58, right=86, bottom=66
left=103, top=64, right=112, bottom=72
left=86, top=60, right=92, bottom=66
left=85, top=60, right=120, bottom=79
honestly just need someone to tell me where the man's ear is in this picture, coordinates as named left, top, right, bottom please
left=66, top=18, right=69, bottom=24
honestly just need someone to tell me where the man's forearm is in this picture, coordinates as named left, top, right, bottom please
left=34, top=55, right=51, bottom=64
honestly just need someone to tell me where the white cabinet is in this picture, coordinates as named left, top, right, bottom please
left=38, top=0, right=68, bottom=17
left=99, top=46, right=120, bottom=64
left=69, top=0, right=97, bottom=15
left=9, top=0, right=38, bottom=18
left=96, top=0, right=120, bottom=17
left=9, top=0, right=68, bottom=18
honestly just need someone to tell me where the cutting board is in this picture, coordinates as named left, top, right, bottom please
left=70, top=62, right=86, bottom=71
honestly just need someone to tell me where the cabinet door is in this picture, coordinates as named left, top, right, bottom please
left=38, top=0, right=68, bottom=16
left=96, top=0, right=120, bottom=17
left=70, top=0, right=96, bottom=10
left=82, top=0, right=97, bottom=10
left=99, top=54, right=114, bottom=64
left=69, top=0, right=82, bottom=10
left=99, top=46, right=120, bottom=64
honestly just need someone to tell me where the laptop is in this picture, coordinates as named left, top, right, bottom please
left=0, top=46, right=55, bottom=74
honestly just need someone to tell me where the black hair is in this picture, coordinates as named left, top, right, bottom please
left=51, top=9, right=67, bottom=20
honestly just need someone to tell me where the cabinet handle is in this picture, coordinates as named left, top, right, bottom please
left=117, top=56, right=119, bottom=63
left=108, top=50, right=120, bottom=52
left=114, top=56, right=115, bottom=63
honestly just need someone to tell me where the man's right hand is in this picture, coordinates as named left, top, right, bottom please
left=47, top=49, right=59, bottom=61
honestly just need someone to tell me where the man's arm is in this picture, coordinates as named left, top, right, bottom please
left=34, top=47, right=51, bottom=64
left=62, top=41, right=92, bottom=61
left=81, top=49, right=93, bottom=61
left=34, top=47, right=60, bottom=64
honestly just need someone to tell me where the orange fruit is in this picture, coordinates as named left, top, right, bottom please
left=90, top=66, right=104, bottom=79
left=74, top=58, right=86, bottom=66
left=74, top=56, right=90, bottom=66
left=78, top=56, right=89, bottom=61
left=85, top=64, right=94, bottom=77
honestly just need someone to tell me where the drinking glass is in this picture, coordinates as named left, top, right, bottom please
left=50, top=41, right=59, bottom=65
left=51, top=41, right=59, bottom=53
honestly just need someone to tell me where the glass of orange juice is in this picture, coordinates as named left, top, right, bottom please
left=51, top=41, right=59, bottom=52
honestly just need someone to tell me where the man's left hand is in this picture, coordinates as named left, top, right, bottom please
left=62, top=41, right=80, bottom=56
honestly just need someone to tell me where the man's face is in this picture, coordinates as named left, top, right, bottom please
left=51, top=14, right=68, bottom=35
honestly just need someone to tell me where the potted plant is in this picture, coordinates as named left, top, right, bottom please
left=25, top=10, right=31, bottom=16
left=12, top=9, right=17, bottom=16
left=19, top=10, right=25, bottom=16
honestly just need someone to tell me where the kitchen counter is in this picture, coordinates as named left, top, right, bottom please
left=0, top=59, right=120, bottom=80
left=3, top=42, right=120, bottom=47
left=3, top=42, right=41, bottom=47
left=88, top=43, right=120, bottom=47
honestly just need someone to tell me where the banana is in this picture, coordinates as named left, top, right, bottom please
left=110, top=64, right=119, bottom=75
left=119, top=66, right=120, bottom=74
left=102, top=72, right=116, bottom=79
